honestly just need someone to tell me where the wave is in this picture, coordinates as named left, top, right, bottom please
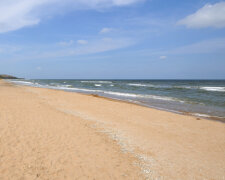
left=50, top=83, right=59, bottom=86
left=9, top=80, right=34, bottom=85
left=192, top=113, right=211, bottom=118
left=94, top=84, right=102, bottom=87
left=128, top=83, right=150, bottom=87
left=191, top=113, right=224, bottom=120
left=128, top=83, right=225, bottom=92
left=48, top=85, right=103, bottom=93
left=199, top=87, right=225, bottom=92
left=128, top=83, right=184, bottom=89
left=102, top=91, right=184, bottom=102
left=81, top=81, right=112, bottom=84
left=57, top=84, right=72, bottom=88
left=127, top=83, right=165, bottom=88
left=173, top=86, right=195, bottom=89
left=51, top=87, right=182, bottom=102
left=175, top=86, right=225, bottom=92
left=8, top=80, right=184, bottom=103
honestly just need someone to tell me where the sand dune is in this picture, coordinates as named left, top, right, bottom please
left=0, top=80, right=224, bottom=179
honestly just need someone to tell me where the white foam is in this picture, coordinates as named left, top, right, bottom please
left=102, top=91, right=183, bottom=102
left=51, top=86, right=102, bottom=93
left=128, top=83, right=148, bottom=87
left=128, top=83, right=156, bottom=87
left=47, top=85, right=183, bottom=103
left=192, top=113, right=211, bottom=118
left=128, top=83, right=172, bottom=89
left=58, top=84, right=72, bottom=88
left=94, top=84, right=102, bottom=87
left=174, top=86, right=195, bottom=89
left=9, top=80, right=184, bottom=103
left=97, top=81, right=112, bottom=84
left=49, top=87, right=183, bottom=102
left=200, top=87, right=225, bottom=92
left=9, top=80, right=34, bottom=85
left=103, top=91, right=138, bottom=97
left=192, top=113, right=224, bottom=119
left=81, top=81, right=112, bottom=84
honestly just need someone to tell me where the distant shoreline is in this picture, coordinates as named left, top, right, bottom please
left=0, top=74, right=23, bottom=79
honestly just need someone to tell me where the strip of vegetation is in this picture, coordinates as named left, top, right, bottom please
left=0, top=74, right=19, bottom=79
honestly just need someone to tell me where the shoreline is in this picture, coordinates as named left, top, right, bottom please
left=88, top=93, right=225, bottom=123
left=9, top=80, right=225, bottom=123
left=1, top=80, right=225, bottom=179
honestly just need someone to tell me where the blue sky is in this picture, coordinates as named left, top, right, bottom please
left=0, top=0, right=225, bottom=79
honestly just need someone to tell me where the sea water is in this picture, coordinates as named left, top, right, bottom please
left=9, top=79, right=225, bottom=121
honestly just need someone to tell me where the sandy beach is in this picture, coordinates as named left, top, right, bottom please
left=0, top=80, right=224, bottom=179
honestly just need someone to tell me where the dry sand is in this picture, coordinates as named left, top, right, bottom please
left=0, top=80, right=224, bottom=179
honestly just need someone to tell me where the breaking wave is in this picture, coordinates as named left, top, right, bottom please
left=199, top=87, right=225, bottom=92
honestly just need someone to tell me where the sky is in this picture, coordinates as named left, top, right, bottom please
left=0, top=0, right=225, bottom=79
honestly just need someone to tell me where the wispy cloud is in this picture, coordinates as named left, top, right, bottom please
left=178, top=2, right=225, bottom=28
left=0, top=0, right=143, bottom=33
left=167, top=38, right=225, bottom=54
left=69, top=38, right=134, bottom=56
left=99, top=27, right=113, bottom=34
left=4, top=37, right=135, bottom=60
left=58, top=40, right=74, bottom=47
left=77, top=40, right=88, bottom=45
left=46, top=38, right=134, bottom=58
left=135, top=38, right=225, bottom=57
left=159, top=56, right=167, bottom=59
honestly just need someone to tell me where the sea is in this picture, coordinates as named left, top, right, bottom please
left=9, top=79, right=225, bottom=122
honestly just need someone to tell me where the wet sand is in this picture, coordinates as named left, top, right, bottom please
left=0, top=80, right=224, bottom=179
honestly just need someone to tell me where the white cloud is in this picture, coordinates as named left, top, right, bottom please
left=58, top=40, right=74, bottom=46
left=0, top=0, right=142, bottom=33
left=178, top=2, right=225, bottom=28
left=77, top=40, right=88, bottom=45
left=100, top=27, right=113, bottom=34
left=0, top=0, right=43, bottom=33
left=159, top=56, right=167, bottom=59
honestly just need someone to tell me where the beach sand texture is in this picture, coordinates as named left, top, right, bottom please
left=0, top=80, right=224, bottom=179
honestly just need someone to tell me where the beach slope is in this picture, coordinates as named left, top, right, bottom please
left=0, top=80, right=224, bottom=179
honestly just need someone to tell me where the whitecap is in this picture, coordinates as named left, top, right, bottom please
left=200, top=87, right=225, bottom=92
left=102, top=91, right=184, bottom=102
left=94, top=84, right=102, bottom=87
left=81, top=81, right=112, bottom=84
left=128, top=83, right=149, bottom=87
left=128, top=83, right=171, bottom=89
